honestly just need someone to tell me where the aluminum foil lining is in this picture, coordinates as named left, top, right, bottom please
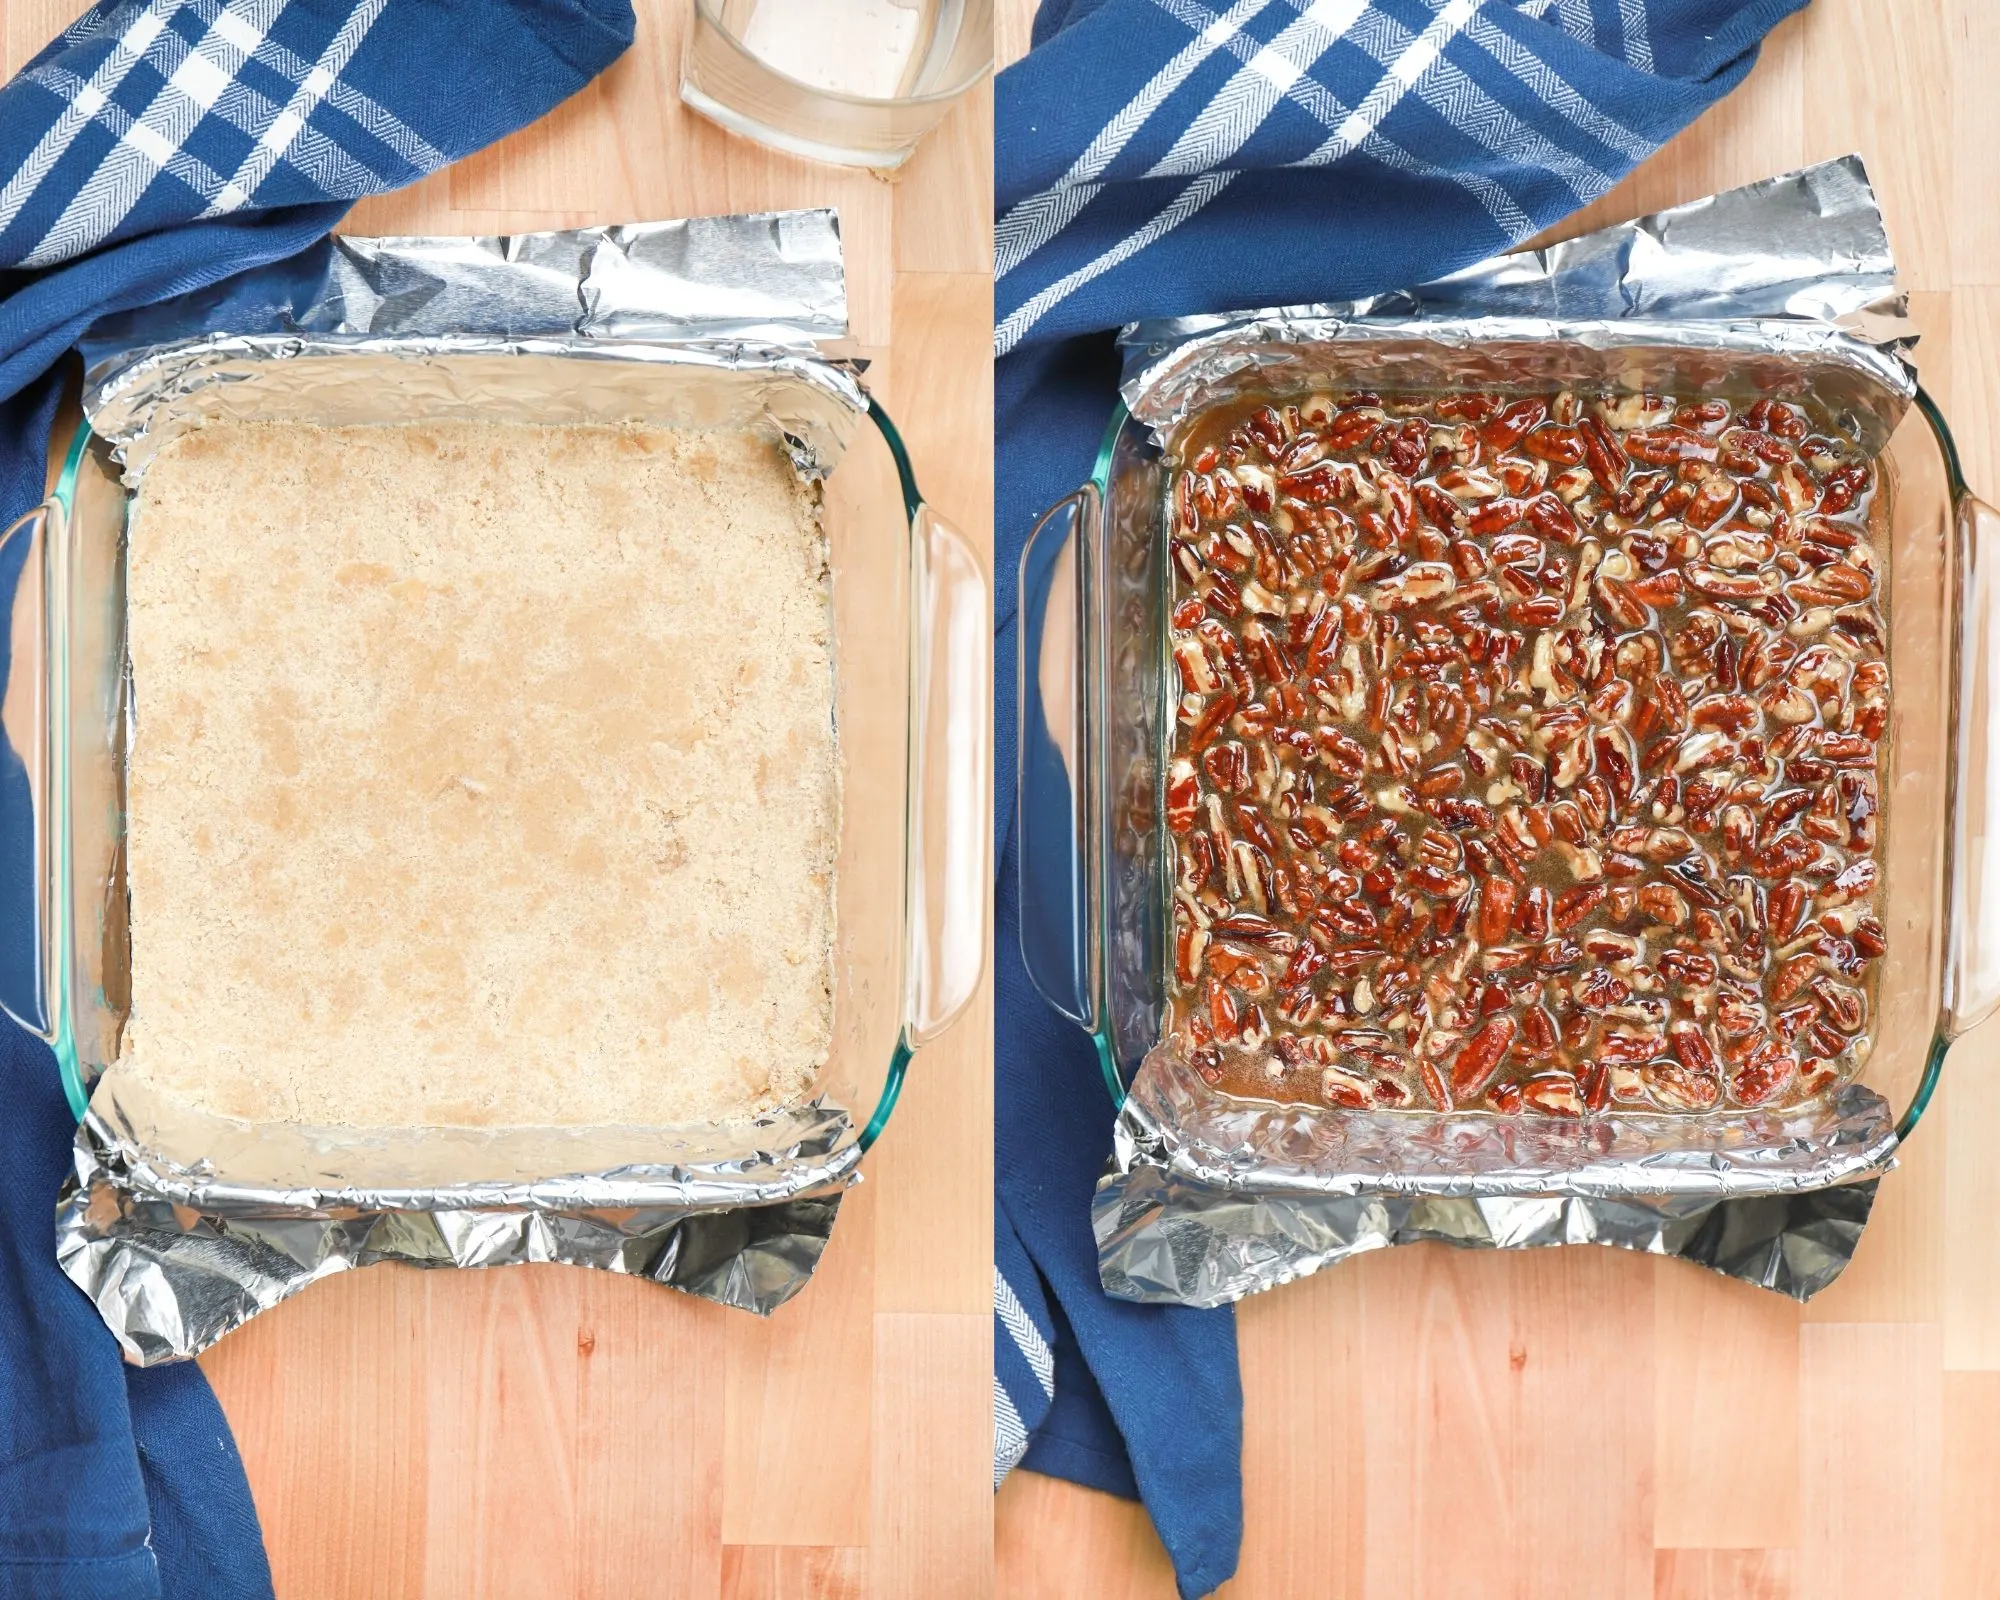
left=56, top=210, right=875, bottom=1360
left=1119, top=156, right=1917, bottom=454
left=1119, top=1048, right=1899, bottom=1202
left=80, top=208, right=865, bottom=486
left=1095, top=1162, right=1880, bottom=1308
left=83, top=208, right=848, bottom=354
left=65, top=1080, right=852, bottom=1364
left=1094, top=158, right=1914, bottom=1307
left=85, top=335, right=868, bottom=489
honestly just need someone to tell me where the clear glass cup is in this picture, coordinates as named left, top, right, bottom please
left=681, top=0, right=992, bottom=170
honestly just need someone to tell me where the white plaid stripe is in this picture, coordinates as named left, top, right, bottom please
left=1161, top=0, right=1533, bottom=233
left=1344, top=100, right=1528, bottom=235
left=25, top=63, right=240, bottom=212
left=1132, top=0, right=1613, bottom=233
left=318, top=72, right=438, bottom=170
left=994, top=1267, right=1055, bottom=1487
left=995, top=0, right=1276, bottom=279
left=999, top=0, right=1534, bottom=313
left=203, top=0, right=388, bottom=216
left=5, top=0, right=437, bottom=268
left=25, top=57, right=400, bottom=212
left=1466, top=10, right=1651, bottom=162
left=178, top=0, right=442, bottom=174
left=996, top=1267, right=1056, bottom=1395
left=213, top=75, right=395, bottom=196
left=996, top=0, right=1529, bottom=353
left=1330, top=2, right=1618, bottom=212
left=1148, top=0, right=1366, bottom=179
left=1557, top=0, right=1598, bottom=44
left=996, top=168, right=1234, bottom=353
left=22, top=0, right=286, bottom=267
left=1618, top=0, right=1653, bottom=70
left=51, top=1, right=133, bottom=54
left=0, top=5, right=172, bottom=241
left=1000, top=0, right=1640, bottom=304
left=1301, top=0, right=1480, bottom=165
left=995, top=1379, right=1030, bottom=1486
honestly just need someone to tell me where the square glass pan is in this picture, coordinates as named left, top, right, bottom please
left=1018, top=356, right=2000, bottom=1171
left=0, top=354, right=990, bottom=1187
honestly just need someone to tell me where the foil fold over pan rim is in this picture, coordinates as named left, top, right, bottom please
left=59, top=1077, right=863, bottom=1362
left=1118, top=155, right=1917, bottom=446
left=63, top=1105, right=851, bottom=1363
left=84, top=332, right=872, bottom=488
left=1115, top=1051, right=1901, bottom=1202
left=57, top=210, right=874, bottom=1357
left=1092, top=156, right=1915, bottom=1305
left=1119, top=315, right=1914, bottom=456
left=75, top=1074, right=864, bottom=1214
left=80, top=209, right=850, bottom=354
left=60, top=1197, right=851, bottom=1366
left=1092, top=1160, right=1884, bottom=1308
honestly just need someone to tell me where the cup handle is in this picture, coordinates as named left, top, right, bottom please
left=903, top=501, right=993, bottom=1046
left=1016, top=483, right=1103, bottom=1030
left=0, top=496, right=60, bottom=1044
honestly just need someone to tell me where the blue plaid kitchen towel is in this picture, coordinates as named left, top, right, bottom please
left=994, top=1, right=1805, bottom=1594
left=0, top=6, right=630, bottom=1597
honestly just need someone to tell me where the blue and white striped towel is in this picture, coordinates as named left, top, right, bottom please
left=0, top=7, right=630, bottom=1597
left=995, top=2, right=1804, bottom=1594
left=995, top=0, right=1806, bottom=354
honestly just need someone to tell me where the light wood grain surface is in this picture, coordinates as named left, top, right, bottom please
left=0, top=4, right=993, bottom=1596
left=992, top=1, right=2000, bottom=1596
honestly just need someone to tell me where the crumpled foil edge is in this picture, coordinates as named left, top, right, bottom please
left=86, top=332, right=870, bottom=489
left=59, top=1073, right=865, bottom=1362
left=1118, top=156, right=1916, bottom=447
left=1093, top=156, right=1916, bottom=1307
left=82, top=208, right=850, bottom=355
left=1093, top=1160, right=1882, bottom=1308
left=56, top=209, right=878, bottom=1359
left=1116, top=1047, right=1900, bottom=1201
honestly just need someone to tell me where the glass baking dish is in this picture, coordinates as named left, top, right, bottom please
left=0, top=365, right=990, bottom=1182
left=1018, top=361, right=2000, bottom=1187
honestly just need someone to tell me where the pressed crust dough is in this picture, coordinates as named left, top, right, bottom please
left=119, top=421, right=837, bottom=1128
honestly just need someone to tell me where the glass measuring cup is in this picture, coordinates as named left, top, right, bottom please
left=681, top=0, right=992, bottom=170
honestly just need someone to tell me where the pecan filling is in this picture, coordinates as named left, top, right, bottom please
left=1165, top=390, right=1887, bottom=1117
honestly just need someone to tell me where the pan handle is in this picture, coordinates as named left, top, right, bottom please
left=1016, top=483, right=1103, bottom=1031
left=903, top=499, right=994, bottom=1046
left=1893, top=387, right=2000, bottom=1144
left=0, top=495, right=62, bottom=1050
left=1937, top=392, right=2000, bottom=1042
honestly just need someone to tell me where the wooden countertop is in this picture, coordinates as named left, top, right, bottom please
left=0, top=4, right=992, bottom=1596
left=992, top=2, right=2000, bottom=1597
